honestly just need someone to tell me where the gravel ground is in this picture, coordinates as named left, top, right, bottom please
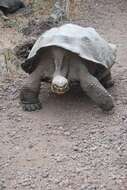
left=0, top=0, right=127, bottom=189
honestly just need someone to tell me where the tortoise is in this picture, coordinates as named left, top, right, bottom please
left=0, top=0, right=25, bottom=19
left=20, top=23, right=117, bottom=112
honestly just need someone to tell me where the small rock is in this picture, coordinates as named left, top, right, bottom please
left=59, top=178, right=70, bottom=187
left=64, top=131, right=71, bottom=136
left=72, top=144, right=83, bottom=152
left=55, top=156, right=64, bottom=162
left=28, top=144, right=34, bottom=149
left=80, top=184, right=98, bottom=190
left=71, top=155, right=77, bottom=160
left=42, top=170, right=49, bottom=178
left=54, top=178, right=62, bottom=184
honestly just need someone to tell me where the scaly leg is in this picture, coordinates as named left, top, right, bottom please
left=20, top=64, right=42, bottom=111
left=79, top=64, right=114, bottom=111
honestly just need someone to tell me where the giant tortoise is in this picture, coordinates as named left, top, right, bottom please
left=20, top=23, right=117, bottom=111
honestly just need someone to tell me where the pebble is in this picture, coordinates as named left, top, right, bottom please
left=42, top=170, right=49, bottom=178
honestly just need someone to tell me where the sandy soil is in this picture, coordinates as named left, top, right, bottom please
left=0, top=0, right=127, bottom=189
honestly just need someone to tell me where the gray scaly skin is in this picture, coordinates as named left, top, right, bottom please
left=20, top=47, right=114, bottom=111
left=79, top=64, right=114, bottom=111
left=20, top=63, right=42, bottom=112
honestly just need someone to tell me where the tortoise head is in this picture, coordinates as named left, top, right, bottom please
left=51, top=75, right=69, bottom=95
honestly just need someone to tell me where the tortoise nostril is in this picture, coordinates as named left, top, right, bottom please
left=53, top=83, right=68, bottom=89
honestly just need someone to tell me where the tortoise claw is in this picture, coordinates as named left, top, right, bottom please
left=100, top=100, right=114, bottom=111
left=104, top=80, right=114, bottom=89
left=22, top=102, right=42, bottom=112
left=101, top=80, right=114, bottom=89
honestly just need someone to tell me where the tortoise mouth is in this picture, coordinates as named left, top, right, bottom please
left=51, top=83, right=69, bottom=95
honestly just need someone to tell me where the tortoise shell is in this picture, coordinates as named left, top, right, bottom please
left=21, top=23, right=117, bottom=74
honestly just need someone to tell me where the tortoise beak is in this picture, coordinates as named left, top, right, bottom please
left=51, top=83, right=69, bottom=95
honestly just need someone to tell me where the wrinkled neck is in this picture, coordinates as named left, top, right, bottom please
left=53, top=59, right=69, bottom=79
left=53, top=66, right=62, bottom=78
left=51, top=46, right=69, bottom=79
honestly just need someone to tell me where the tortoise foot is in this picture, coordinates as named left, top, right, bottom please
left=20, top=87, right=41, bottom=111
left=22, top=101, right=42, bottom=112
left=99, top=95, right=114, bottom=111
left=102, top=80, right=114, bottom=89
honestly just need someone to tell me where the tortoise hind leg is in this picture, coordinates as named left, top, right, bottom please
left=20, top=64, right=42, bottom=111
left=100, top=70, right=114, bottom=89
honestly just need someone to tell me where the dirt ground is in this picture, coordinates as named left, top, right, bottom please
left=0, top=0, right=127, bottom=189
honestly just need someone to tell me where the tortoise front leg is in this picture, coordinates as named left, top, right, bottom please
left=79, top=64, right=114, bottom=111
left=20, top=65, right=42, bottom=111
